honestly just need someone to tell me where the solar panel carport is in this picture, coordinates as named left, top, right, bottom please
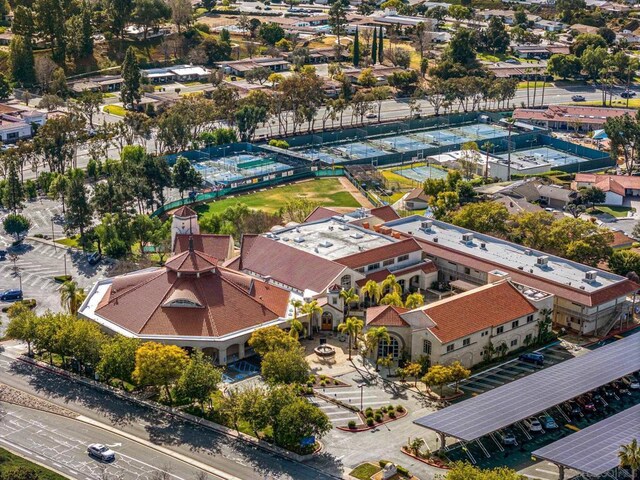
left=532, top=404, right=640, bottom=478
left=414, top=334, right=640, bottom=443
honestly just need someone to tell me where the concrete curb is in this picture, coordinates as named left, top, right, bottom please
left=0, top=438, right=72, bottom=479
left=16, top=356, right=319, bottom=463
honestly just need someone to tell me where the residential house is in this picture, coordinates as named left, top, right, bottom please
left=572, top=173, right=640, bottom=206
left=512, top=44, right=570, bottom=59
left=0, top=104, right=47, bottom=143
left=69, top=75, right=124, bottom=93
left=403, top=187, right=430, bottom=211
left=142, top=65, right=211, bottom=84
left=219, top=58, right=291, bottom=77
left=534, top=20, right=566, bottom=32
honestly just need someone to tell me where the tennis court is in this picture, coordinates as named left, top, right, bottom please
left=193, top=152, right=292, bottom=186
left=334, top=142, right=387, bottom=159
left=495, top=147, right=590, bottom=169
left=373, top=135, right=433, bottom=152
left=393, top=165, right=449, bottom=182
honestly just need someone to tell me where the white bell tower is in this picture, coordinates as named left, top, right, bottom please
left=171, top=206, right=200, bottom=249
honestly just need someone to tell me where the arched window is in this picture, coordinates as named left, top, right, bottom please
left=341, top=275, right=352, bottom=289
left=378, top=337, right=400, bottom=359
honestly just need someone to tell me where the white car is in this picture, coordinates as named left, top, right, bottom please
left=366, top=112, right=378, bottom=119
left=87, top=443, right=116, bottom=462
left=622, top=375, right=640, bottom=390
left=523, top=417, right=543, bottom=432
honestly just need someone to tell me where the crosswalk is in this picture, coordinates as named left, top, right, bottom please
left=310, top=386, right=398, bottom=426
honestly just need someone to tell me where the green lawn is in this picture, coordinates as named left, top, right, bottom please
left=103, top=105, right=127, bottom=116
left=350, top=463, right=382, bottom=480
left=568, top=99, right=640, bottom=108
left=195, top=178, right=360, bottom=217
left=593, top=205, right=632, bottom=218
left=0, top=447, right=67, bottom=480
left=517, top=81, right=553, bottom=89
left=55, top=237, right=79, bottom=248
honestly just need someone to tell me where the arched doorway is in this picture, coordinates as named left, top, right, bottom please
left=378, top=336, right=401, bottom=360
left=321, top=311, right=334, bottom=331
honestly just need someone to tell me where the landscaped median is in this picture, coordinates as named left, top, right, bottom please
left=401, top=437, right=450, bottom=470
left=349, top=460, right=417, bottom=480
left=338, top=404, right=408, bottom=432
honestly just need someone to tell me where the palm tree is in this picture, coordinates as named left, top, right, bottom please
left=404, top=292, right=424, bottom=309
left=366, top=326, right=391, bottom=371
left=380, top=291, right=404, bottom=307
left=289, top=318, right=304, bottom=340
left=60, top=280, right=87, bottom=315
left=300, top=300, right=323, bottom=336
left=290, top=299, right=303, bottom=319
left=339, top=287, right=359, bottom=318
left=619, top=439, right=640, bottom=480
left=481, top=141, right=494, bottom=179
left=361, top=280, right=382, bottom=307
left=337, top=316, right=364, bottom=360
left=381, top=274, right=401, bottom=296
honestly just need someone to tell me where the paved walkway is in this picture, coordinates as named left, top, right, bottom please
left=339, top=177, right=375, bottom=209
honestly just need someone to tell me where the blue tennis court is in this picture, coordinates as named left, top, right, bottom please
left=496, top=147, right=590, bottom=168
left=193, top=153, right=292, bottom=186
left=334, top=142, right=387, bottom=159
left=393, top=165, right=449, bottom=182
left=374, top=135, right=433, bottom=152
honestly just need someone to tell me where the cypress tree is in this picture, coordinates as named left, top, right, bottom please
left=81, top=1, right=94, bottom=57
left=371, top=28, right=377, bottom=65
left=353, top=27, right=360, bottom=67
left=8, top=35, right=35, bottom=86
left=120, top=46, right=141, bottom=109
left=378, top=26, right=384, bottom=64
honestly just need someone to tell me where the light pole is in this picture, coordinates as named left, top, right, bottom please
left=358, top=384, right=364, bottom=411
left=64, top=253, right=67, bottom=277
left=51, top=218, right=56, bottom=251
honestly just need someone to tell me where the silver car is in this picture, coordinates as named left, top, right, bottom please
left=87, top=443, right=116, bottom=461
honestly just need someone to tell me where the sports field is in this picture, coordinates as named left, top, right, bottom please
left=195, top=177, right=361, bottom=217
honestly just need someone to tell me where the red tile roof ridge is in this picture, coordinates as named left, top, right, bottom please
left=108, top=269, right=167, bottom=303
left=216, top=266, right=284, bottom=318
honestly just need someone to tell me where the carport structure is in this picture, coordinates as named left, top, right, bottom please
left=414, top=334, right=640, bottom=463
left=532, top=404, right=640, bottom=480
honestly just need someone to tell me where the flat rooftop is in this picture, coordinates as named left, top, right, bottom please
left=414, top=333, right=640, bottom=442
left=532, top=403, right=640, bottom=477
left=269, top=217, right=394, bottom=260
left=385, top=216, right=626, bottom=293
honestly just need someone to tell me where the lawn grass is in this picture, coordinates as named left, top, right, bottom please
left=55, top=236, right=79, bottom=248
left=593, top=205, right=632, bottom=218
left=567, top=99, right=640, bottom=108
left=517, top=81, right=553, bottom=89
left=195, top=178, right=361, bottom=217
left=0, top=447, right=67, bottom=480
left=350, top=463, right=382, bottom=480
left=103, top=105, right=127, bottom=116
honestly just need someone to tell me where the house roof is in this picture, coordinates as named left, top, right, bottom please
left=405, top=187, right=430, bottom=202
left=536, top=184, right=577, bottom=202
left=239, top=234, right=347, bottom=293
left=574, top=174, right=640, bottom=195
left=173, top=205, right=197, bottom=217
left=94, top=263, right=290, bottom=338
left=164, top=249, right=219, bottom=274
left=174, top=234, right=234, bottom=260
left=366, top=305, right=410, bottom=327
left=336, top=238, right=422, bottom=269
left=304, top=206, right=343, bottom=222
left=513, top=105, right=635, bottom=125
left=369, top=205, right=402, bottom=222
left=423, top=282, right=537, bottom=343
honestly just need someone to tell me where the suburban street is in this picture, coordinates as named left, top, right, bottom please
left=0, top=348, right=343, bottom=480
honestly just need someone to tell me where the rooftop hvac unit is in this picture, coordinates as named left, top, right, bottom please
left=339, top=225, right=349, bottom=231
left=585, top=270, right=598, bottom=282
left=421, top=220, right=433, bottom=231
left=524, top=249, right=532, bottom=255
left=294, top=237, right=305, bottom=243
left=433, top=237, right=438, bottom=243
left=462, top=233, right=474, bottom=244
left=536, top=255, right=549, bottom=266
left=319, top=240, right=333, bottom=248
left=480, top=242, right=487, bottom=249
left=350, top=233, right=363, bottom=239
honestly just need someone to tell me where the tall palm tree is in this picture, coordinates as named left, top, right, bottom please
left=481, top=141, right=494, bottom=179
left=380, top=291, right=404, bottom=307
left=290, top=299, right=303, bottom=320
left=300, top=300, right=323, bottom=336
left=366, top=326, right=391, bottom=371
left=361, top=280, right=382, bottom=307
left=337, top=316, right=364, bottom=360
left=619, top=439, right=640, bottom=480
left=289, top=318, right=304, bottom=340
left=60, top=280, right=87, bottom=315
left=404, top=292, right=424, bottom=309
left=381, top=274, right=401, bottom=296
left=339, top=287, right=359, bottom=319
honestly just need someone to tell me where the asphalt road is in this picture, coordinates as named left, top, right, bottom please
left=0, top=350, right=343, bottom=480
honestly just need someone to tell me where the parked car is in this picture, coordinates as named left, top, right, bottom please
left=366, top=112, right=377, bottom=119
left=0, top=289, right=23, bottom=301
left=621, top=91, right=636, bottom=98
left=0, top=250, right=6, bottom=260
left=497, top=429, right=517, bottom=445
left=504, top=59, right=520, bottom=64
left=577, top=395, right=596, bottom=413
left=563, top=401, right=582, bottom=417
left=621, top=375, right=640, bottom=390
left=611, top=381, right=630, bottom=395
left=519, top=352, right=544, bottom=366
left=87, top=444, right=116, bottom=462
left=599, top=386, right=615, bottom=399
left=571, top=95, right=586, bottom=101
left=523, top=417, right=543, bottom=432
left=538, top=415, right=558, bottom=430
left=87, top=251, right=102, bottom=265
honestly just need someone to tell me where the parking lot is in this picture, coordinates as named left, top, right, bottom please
left=455, top=341, right=584, bottom=400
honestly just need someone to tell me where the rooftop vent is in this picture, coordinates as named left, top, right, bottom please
left=480, top=242, right=487, bottom=250
left=524, top=249, right=532, bottom=256
left=339, top=225, right=349, bottom=231
left=536, top=255, right=549, bottom=267
left=585, top=270, right=598, bottom=282
left=319, top=240, right=333, bottom=248
left=518, top=266, right=524, bottom=270
left=433, top=237, right=438, bottom=243
left=294, top=237, right=305, bottom=243
left=350, top=233, right=363, bottom=239
left=462, top=233, right=474, bottom=243
left=295, top=227, right=301, bottom=233
left=421, top=220, right=433, bottom=231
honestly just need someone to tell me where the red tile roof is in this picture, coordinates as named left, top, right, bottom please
left=369, top=206, right=401, bottom=222
left=96, top=265, right=290, bottom=337
left=337, top=238, right=422, bottom=269
left=424, top=282, right=537, bottom=343
left=164, top=250, right=219, bottom=274
left=173, top=205, right=197, bottom=217
left=304, top=206, right=343, bottom=223
left=574, top=174, right=640, bottom=194
left=366, top=305, right=410, bottom=327
left=174, top=234, right=234, bottom=260
left=239, top=235, right=347, bottom=293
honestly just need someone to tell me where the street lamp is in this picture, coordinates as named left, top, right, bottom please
left=358, top=384, right=364, bottom=411
left=51, top=218, right=56, bottom=251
